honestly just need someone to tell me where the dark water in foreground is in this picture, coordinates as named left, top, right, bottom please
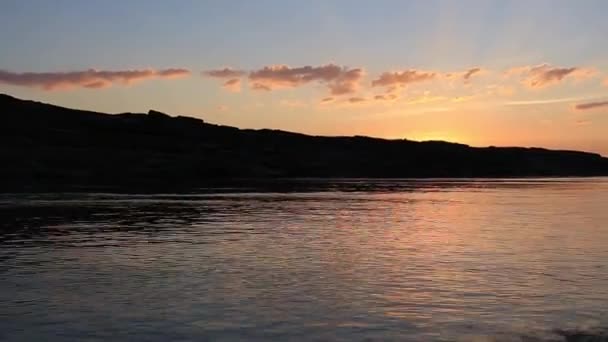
left=1, top=179, right=608, bottom=341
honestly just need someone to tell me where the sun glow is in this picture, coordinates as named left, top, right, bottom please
left=407, top=131, right=471, bottom=145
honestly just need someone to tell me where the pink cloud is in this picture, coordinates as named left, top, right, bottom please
left=0, top=68, right=190, bottom=91
left=371, top=69, right=436, bottom=88
left=506, top=64, right=595, bottom=89
left=248, top=64, right=364, bottom=95
left=575, top=101, right=608, bottom=110
left=203, top=68, right=247, bottom=92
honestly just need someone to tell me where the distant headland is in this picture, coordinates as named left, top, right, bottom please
left=1, top=93, right=607, bottom=191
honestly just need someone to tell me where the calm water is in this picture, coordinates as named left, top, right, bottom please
left=1, top=179, right=608, bottom=341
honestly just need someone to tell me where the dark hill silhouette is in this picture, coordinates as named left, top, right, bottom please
left=1, top=93, right=607, bottom=191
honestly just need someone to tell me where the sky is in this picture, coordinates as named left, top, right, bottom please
left=1, top=0, right=608, bottom=155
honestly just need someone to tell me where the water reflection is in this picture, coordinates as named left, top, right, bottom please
left=1, top=179, right=608, bottom=341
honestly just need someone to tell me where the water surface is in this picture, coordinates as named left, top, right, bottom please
left=1, top=179, right=608, bottom=341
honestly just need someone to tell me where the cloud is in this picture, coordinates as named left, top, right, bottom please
left=248, top=64, right=364, bottom=95
left=202, top=68, right=246, bottom=79
left=575, top=101, right=608, bottom=111
left=463, top=67, right=482, bottom=81
left=156, top=69, right=191, bottom=78
left=320, top=97, right=334, bottom=103
left=348, top=97, right=367, bottom=103
left=604, top=78, right=608, bottom=87
left=222, top=78, right=241, bottom=92
left=371, top=69, right=436, bottom=88
left=506, top=64, right=595, bottom=88
left=203, top=68, right=247, bottom=92
left=505, top=96, right=588, bottom=106
left=217, top=105, right=228, bottom=112
left=0, top=68, right=190, bottom=91
left=374, top=93, right=398, bottom=101
left=445, top=67, right=483, bottom=83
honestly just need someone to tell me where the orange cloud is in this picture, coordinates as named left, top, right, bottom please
left=320, top=97, right=334, bottom=103
left=248, top=64, right=364, bottom=95
left=506, top=64, right=594, bottom=88
left=575, top=101, right=608, bottom=110
left=0, top=68, right=190, bottom=91
left=371, top=69, right=436, bottom=88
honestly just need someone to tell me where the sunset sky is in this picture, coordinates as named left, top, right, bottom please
left=2, top=0, right=608, bottom=155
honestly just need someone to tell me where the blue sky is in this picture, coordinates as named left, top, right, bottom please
left=2, top=0, right=608, bottom=154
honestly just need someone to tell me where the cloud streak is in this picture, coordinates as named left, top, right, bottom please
left=575, top=101, right=608, bottom=110
left=506, top=64, right=594, bottom=89
left=505, top=96, right=588, bottom=106
left=0, top=68, right=190, bottom=91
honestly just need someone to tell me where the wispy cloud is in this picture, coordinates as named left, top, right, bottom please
left=222, top=78, right=241, bottom=92
left=445, top=67, right=484, bottom=83
left=0, top=68, right=190, bottom=91
left=575, top=101, right=608, bottom=110
left=505, top=96, right=589, bottom=106
left=374, top=93, right=399, bottom=101
left=506, top=64, right=595, bottom=89
left=348, top=96, right=367, bottom=103
left=463, top=67, right=482, bottom=81
left=248, top=64, right=364, bottom=95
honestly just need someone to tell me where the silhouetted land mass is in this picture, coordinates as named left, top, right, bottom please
left=1, top=93, right=607, bottom=191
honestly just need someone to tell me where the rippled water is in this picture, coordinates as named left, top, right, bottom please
left=1, top=179, right=608, bottom=341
